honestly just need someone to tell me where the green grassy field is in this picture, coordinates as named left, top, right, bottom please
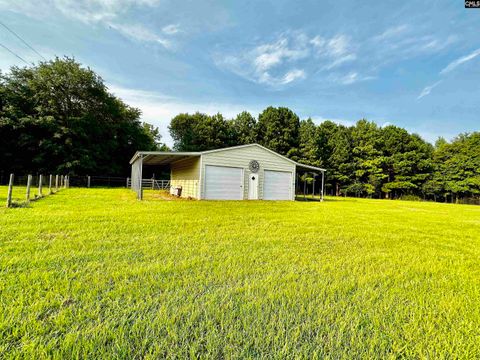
left=1, top=188, right=479, bottom=358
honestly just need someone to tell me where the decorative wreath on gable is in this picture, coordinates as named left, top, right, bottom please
left=249, top=160, right=260, bottom=173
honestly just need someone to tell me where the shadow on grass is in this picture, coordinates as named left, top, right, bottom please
left=295, top=195, right=361, bottom=202
left=5, top=191, right=62, bottom=208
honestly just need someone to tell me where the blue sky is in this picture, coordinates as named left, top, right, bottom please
left=0, top=0, right=479, bottom=145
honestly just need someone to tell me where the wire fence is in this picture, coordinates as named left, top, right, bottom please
left=68, top=175, right=129, bottom=188
left=2, top=173, right=69, bottom=208
left=1, top=173, right=175, bottom=208
left=126, top=178, right=170, bottom=190
left=68, top=175, right=170, bottom=189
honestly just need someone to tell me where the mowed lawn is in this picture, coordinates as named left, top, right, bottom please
left=1, top=188, right=480, bottom=358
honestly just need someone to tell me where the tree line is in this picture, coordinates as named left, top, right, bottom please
left=0, top=57, right=165, bottom=178
left=1, top=58, right=478, bottom=203
left=170, top=109, right=480, bottom=203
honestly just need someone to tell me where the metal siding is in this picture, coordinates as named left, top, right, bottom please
left=171, top=157, right=200, bottom=198
left=130, top=155, right=143, bottom=199
left=204, top=165, right=243, bottom=200
left=201, top=145, right=295, bottom=200
left=263, top=170, right=292, bottom=200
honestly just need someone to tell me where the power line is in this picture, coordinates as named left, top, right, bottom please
left=0, top=42, right=31, bottom=65
left=0, top=20, right=46, bottom=61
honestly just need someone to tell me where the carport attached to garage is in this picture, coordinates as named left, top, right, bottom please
left=129, top=144, right=325, bottom=201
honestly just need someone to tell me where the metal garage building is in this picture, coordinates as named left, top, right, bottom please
left=129, top=143, right=325, bottom=201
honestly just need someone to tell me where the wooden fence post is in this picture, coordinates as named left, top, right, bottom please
left=49, top=174, right=53, bottom=194
left=55, top=175, right=59, bottom=192
left=126, top=177, right=129, bottom=188
left=26, top=175, right=32, bottom=202
left=6, top=173, right=14, bottom=208
left=87, top=175, right=91, bottom=188
left=60, top=175, right=64, bottom=188
left=38, top=174, right=43, bottom=197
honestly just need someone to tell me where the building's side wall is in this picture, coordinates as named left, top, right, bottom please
left=170, top=156, right=200, bottom=198
left=200, top=146, right=295, bottom=200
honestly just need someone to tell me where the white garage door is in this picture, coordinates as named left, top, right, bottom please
left=263, top=170, right=292, bottom=200
left=204, top=165, right=243, bottom=200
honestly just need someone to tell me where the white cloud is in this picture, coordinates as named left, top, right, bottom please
left=0, top=0, right=160, bottom=23
left=378, top=34, right=456, bottom=60
left=215, top=31, right=357, bottom=87
left=440, top=48, right=480, bottom=74
left=326, top=35, right=350, bottom=57
left=0, top=0, right=176, bottom=48
left=279, top=69, right=306, bottom=84
left=373, top=25, right=409, bottom=42
left=417, top=80, right=442, bottom=100
left=108, top=22, right=171, bottom=48
left=217, top=24, right=455, bottom=90
left=322, top=54, right=357, bottom=70
left=215, top=34, right=311, bottom=87
left=369, top=23, right=457, bottom=69
left=310, top=34, right=352, bottom=57
left=108, top=85, right=174, bottom=102
left=311, top=116, right=356, bottom=127
left=332, top=72, right=374, bottom=85
left=310, top=35, right=325, bottom=48
left=253, top=38, right=309, bottom=72
left=416, top=45, right=476, bottom=100
left=311, top=34, right=356, bottom=69
left=339, top=72, right=359, bottom=85
left=162, top=24, right=180, bottom=35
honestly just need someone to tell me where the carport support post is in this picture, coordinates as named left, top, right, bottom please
left=303, top=172, right=306, bottom=201
left=138, top=155, right=143, bottom=200
left=321, top=170, right=325, bottom=202
left=312, top=173, right=315, bottom=199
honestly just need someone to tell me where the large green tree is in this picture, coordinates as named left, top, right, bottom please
left=380, top=126, right=433, bottom=199
left=430, top=133, right=480, bottom=202
left=256, top=107, right=300, bottom=157
left=298, top=118, right=321, bottom=166
left=231, top=111, right=257, bottom=145
left=0, top=57, right=161, bottom=176
left=348, top=120, right=386, bottom=197
left=323, top=123, right=354, bottom=196
left=168, top=112, right=234, bottom=151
